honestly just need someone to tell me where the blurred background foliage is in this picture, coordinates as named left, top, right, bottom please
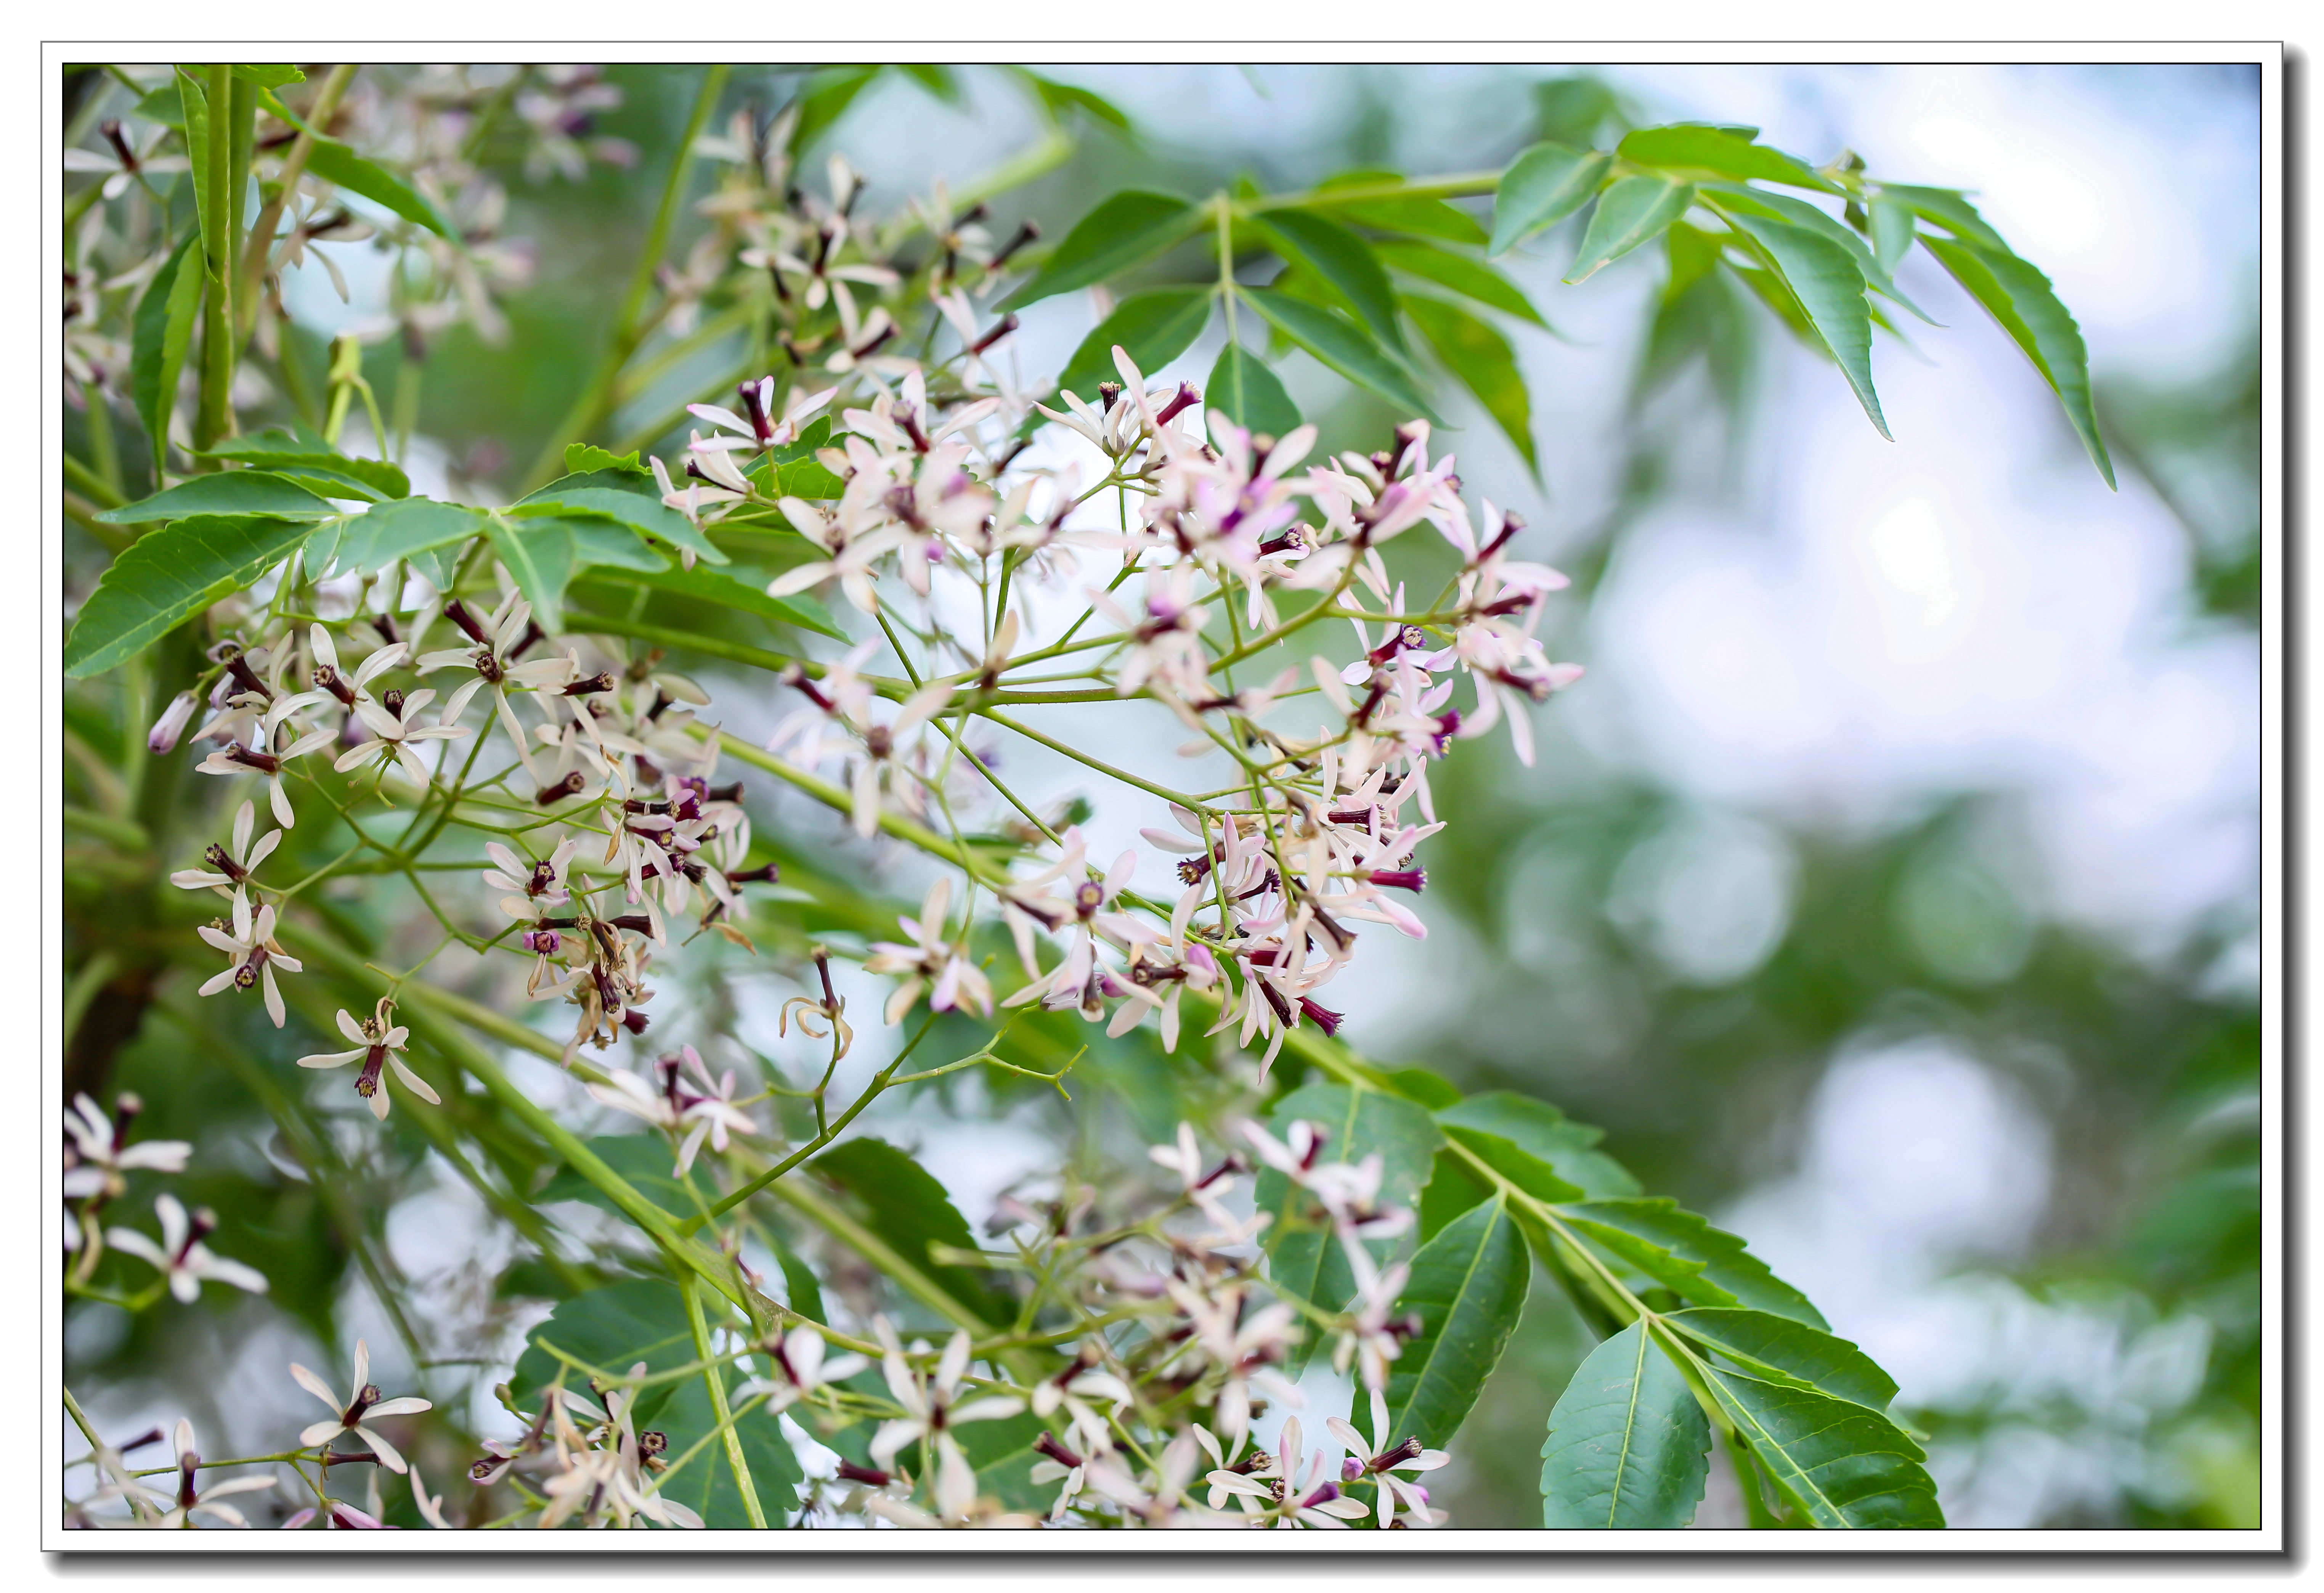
left=61, top=61, right=2260, bottom=1530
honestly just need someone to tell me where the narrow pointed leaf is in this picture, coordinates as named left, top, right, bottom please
left=1241, top=287, right=1439, bottom=421
left=1563, top=1199, right=1826, bottom=1327
left=1878, top=183, right=2008, bottom=250
left=1403, top=294, right=1537, bottom=473
left=1375, top=1198, right=1530, bottom=1452
left=1539, top=1320, right=1711, bottom=1527
left=1918, top=233, right=2115, bottom=488
left=1868, top=197, right=1916, bottom=276
left=320, top=496, right=487, bottom=579
left=1263, top=209, right=1405, bottom=350
left=231, top=64, right=304, bottom=88
left=998, top=190, right=1200, bottom=310
left=1665, top=1308, right=1899, bottom=1413
left=65, top=515, right=316, bottom=678
left=198, top=429, right=412, bottom=499
left=1437, top=1092, right=1641, bottom=1199
left=513, top=485, right=729, bottom=566
left=570, top=562, right=851, bottom=641
left=1314, top=168, right=1489, bottom=245
left=1377, top=239, right=1550, bottom=329
left=1618, top=124, right=1836, bottom=191
left=1703, top=1367, right=1945, bottom=1528
left=1440, top=1122, right=1581, bottom=1202
left=1491, top=143, right=1613, bottom=256
left=1417, top=1146, right=1494, bottom=1242
left=97, top=471, right=336, bottom=524
left=129, top=233, right=202, bottom=471
left=1054, top=286, right=1214, bottom=403
left=176, top=70, right=221, bottom=280
left=1720, top=209, right=1889, bottom=438
left=1565, top=175, right=1695, bottom=284
left=1702, top=185, right=1936, bottom=324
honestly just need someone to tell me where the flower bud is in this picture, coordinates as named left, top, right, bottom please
left=148, top=692, right=197, bottom=755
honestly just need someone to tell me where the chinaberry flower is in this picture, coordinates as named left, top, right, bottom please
left=736, top=1326, right=869, bottom=1415
left=292, top=1339, right=433, bottom=1473
left=870, top=1329, right=1026, bottom=1520
left=107, top=1194, right=268, bottom=1302
left=1330, top=1389, right=1449, bottom=1529
left=63, top=1092, right=190, bottom=1202
left=196, top=724, right=337, bottom=829
left=133, top=1421, right=277, bottom=1529
left=195, top=891, right=302, bottom=1026
left=865, top=876, right=993, bottom=1023
left=481, top=837, right=580, bottom=920
left=170, top=800, right=281, bottom=899
left=297, top=998, right=439, bottom=1121
left=147, top=691, right=197, bottom=755
left=65, top=118, right=191, bottom=200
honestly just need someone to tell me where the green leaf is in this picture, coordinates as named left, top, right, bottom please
left=1441, top=1123, right=1583, bottom=1204
left=1436, top=1092, right=1640, bottom=1199
left=514, top=486, right=729, bottom=567
left=998, top=190, right=1201, bottom=311
left=64, top=515, right=315, bottom=678
left=485, top=515, right=578, bottom=634
left=896, top=63, right=962, bottom=104
left=97, top=471, right=335, bottom=524
left=566, top=442, right=650, bottom=477
left=1263, top=210, right=1405, bottom=351
left=1663, top=222, right=1726, bottom=304
left=133, top=88, right=186, bottom=130
left=177, top=69, right=220, bottom=281
left=1533, top=77, right=1619, bottom=147
left=1241, top=287, right=1439, bottom=422
left=1879, top=183, right=2008, bottom=250
left=199, top=427, right=412, bottom=499
left=570, top=560, right=849, bottom=642
left=509, top=1277, right=693, bottom=1425
left=790, top=65, right=881, bottom=154
left=1918, top=233, right=2115, bottom=488
left=954, top=1409, right=1054, bottom=1513
left=1561, top=1200, right=1826, bottom=1327
left=658, top=1375, right=804, bottom=1526
left=1703, top=1367, right=1945, bottom=1528
left=1491, top=143, right=1613, bottom=257
left=1375, top=1198, right=1530, bottom=1452
left=1417, top=1146, right=1493, bottom=1242
left=1054, top=287, right=1214, bottom=404
left=1256, top=1082, right=1441, bottom=1316
left=771, top=1230, right=827, bottom=1323
left=128, top=233, right=202, bottom=469
left=1868, top=197, right=1916, bottom=276
left=319, top=496, right=487, bottom=581
left=1380, top=1068, right=1462, bottom=1111
left=1312, top=170, right=1488, bottom=246
left=1539, top=1320, right=1711, bottom=1527
left=1204, top=342, right=1302, bottom=439
left=1665, top=1308, right=1899, bottom=1414
left=813, top=1138, right=1013, bottom=1325
left=1565, top=175, right=1695, bottom=284
left=1719, top=208, right=1889, bottom=439
left=1701, top=185, right=1935, bottom=324
left=258, top=91, right=457, bottom=239
left=231, top=64, right=304, bottom=87
left=1402, top=294, right=1537, bottom=474
left=1014, top=68, right=1135, bottom=136
left=1617, top=124, right=1836, bottom=191
left=1375, top=239, right=1550, bottom=329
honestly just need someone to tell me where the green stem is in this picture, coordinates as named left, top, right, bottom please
left=684, top=1277, right=768, bottom=1527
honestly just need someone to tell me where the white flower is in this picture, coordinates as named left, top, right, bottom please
left=1329, top=1389, right=1450, bottom=1528
left=480, top=836, right=580, bottom=921
left=865, top=875, right=993, bottom=1023
left=63, top=1092, right=189, bottom=1201
left=65, top=119, right=190, bottom=201
left=107, top=1194, right=268, bottom=1303
left=196, top=725, right=337, bottom=829
left=735, top=1326, right=869, bottom=1415
left=123, top=1422, right=277, bottom=1529
left=194, top=890, right=302, bottom=1027
left=292, top=1339, right=433, bottom=1473
left=297, top=998, right=439, bottom=1121
left=870, top=1329, right=1026, bottom=1520
left=586, top=1047, right=757, bottom=1176
left=170, top=799, right=282, bottom=898
left=333, top=685, right=467, bottom=784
